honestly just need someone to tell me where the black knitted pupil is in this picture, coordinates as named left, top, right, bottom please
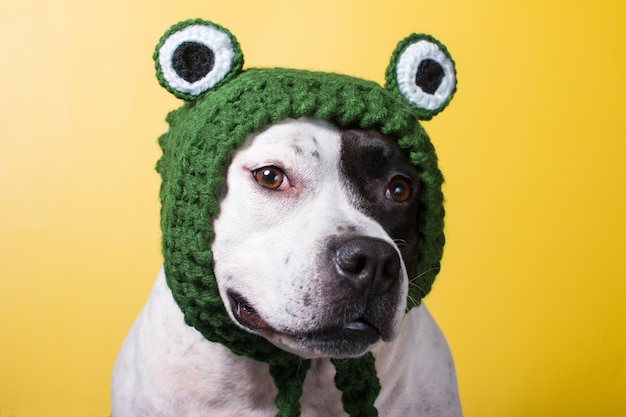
left=415, top=58, right=444, bottom=95
left=172, top=41, right=215, bottom=83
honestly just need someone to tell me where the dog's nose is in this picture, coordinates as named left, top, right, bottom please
left=334, top=237, right=401, bottom=296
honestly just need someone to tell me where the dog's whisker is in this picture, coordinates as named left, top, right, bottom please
left=410, top=266, right=441, bottom=282
left=407, top=267, right=440, bottom=297
left=408, top=281, right=427, bottom=297
left=297, top=357, right=306, bottom=374
left=393, top=238, right=408, bottom=248
left=406, top=292, right=419, bottom=307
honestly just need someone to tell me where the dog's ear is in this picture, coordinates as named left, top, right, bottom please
left=385, top=34, right=457, bottom=120
left=154, top=19, right=244, bottom=101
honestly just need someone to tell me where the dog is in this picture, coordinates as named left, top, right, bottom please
left=111, top=117, right=462, bottom=416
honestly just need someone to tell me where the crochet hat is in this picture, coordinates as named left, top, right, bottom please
left=154, top=19, right=457, bottom=417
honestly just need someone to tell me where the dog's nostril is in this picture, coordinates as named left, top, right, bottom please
left=334, top=237, right=401, bottom=295
left=340, top=253, right=368, bottom=274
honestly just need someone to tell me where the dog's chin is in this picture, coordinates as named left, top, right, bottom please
left=227, top=291, right=392, bottom=359
left=267, top=327, right=381, bottom=359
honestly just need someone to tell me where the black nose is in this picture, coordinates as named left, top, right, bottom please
left=333, top=237, right=401, bottom=296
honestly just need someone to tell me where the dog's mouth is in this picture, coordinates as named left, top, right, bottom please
left=227, top=291, right=273, bottom=332
left=227, top=291, right=382, bottom=356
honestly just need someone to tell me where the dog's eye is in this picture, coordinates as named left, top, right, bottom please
left=386, top=176, right=412, bottom=202
left=254, top=166, right=288, bottom=190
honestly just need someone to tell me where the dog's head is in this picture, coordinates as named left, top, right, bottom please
left=212, top=118, right=420, bottom=357
left=154, top=19, right=456, bottom=360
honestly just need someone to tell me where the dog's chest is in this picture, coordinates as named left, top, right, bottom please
left=229, top=357, right=347, bottom=416
left=300, top=359, right=348, bottom=417
left=205, top=355, right=347, bottom=416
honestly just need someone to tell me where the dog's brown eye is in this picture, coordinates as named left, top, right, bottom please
left=386, top=176, right=412, bottom=202
left=254, top=166, right=285, bottom=190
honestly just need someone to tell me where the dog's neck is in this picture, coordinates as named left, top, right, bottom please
left=143, top=270, right=379, bottom=415
left=113, top=268, right=461, bottom=416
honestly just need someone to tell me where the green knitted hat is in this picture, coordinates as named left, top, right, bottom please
left=154, top=19, right=456, bottom=417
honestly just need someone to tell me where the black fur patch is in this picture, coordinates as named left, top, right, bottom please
left=340, top=129, right=421, bottom=274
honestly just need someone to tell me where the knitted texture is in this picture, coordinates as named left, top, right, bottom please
left=157, top=68, right=442, bottom=416
left=269, top=360, right=311, bottom=417
left=154, top=19, right=456, bottom=417
left=155, top=18, right=244, bottom=100
left=385, top=33, right=457, bottom=119
left=333, top=354, right=381, bottom=416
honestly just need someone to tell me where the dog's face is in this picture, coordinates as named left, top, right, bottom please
left=211, top=117, right=420, bottom=359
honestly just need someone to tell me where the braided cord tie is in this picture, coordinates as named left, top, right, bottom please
left=332, top=353, right=381, bottom=417
left=269, top=358, right=311, bottom=417
left=267, top=354, right=380, bottom=417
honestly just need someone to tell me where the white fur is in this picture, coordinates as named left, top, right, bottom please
left=212, top=118, right=407, bottom=355
left=112, top=118, right=462, bottom=416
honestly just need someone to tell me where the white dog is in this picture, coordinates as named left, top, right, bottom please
left=112, top=118, right=462, bottom=416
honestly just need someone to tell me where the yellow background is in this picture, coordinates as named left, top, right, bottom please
left=1, top=0, right=625, bottom=416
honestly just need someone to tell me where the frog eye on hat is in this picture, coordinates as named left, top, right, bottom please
left=154, top=19, right=244, bottom=100
left=385, top=34, right=457, bottom=120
